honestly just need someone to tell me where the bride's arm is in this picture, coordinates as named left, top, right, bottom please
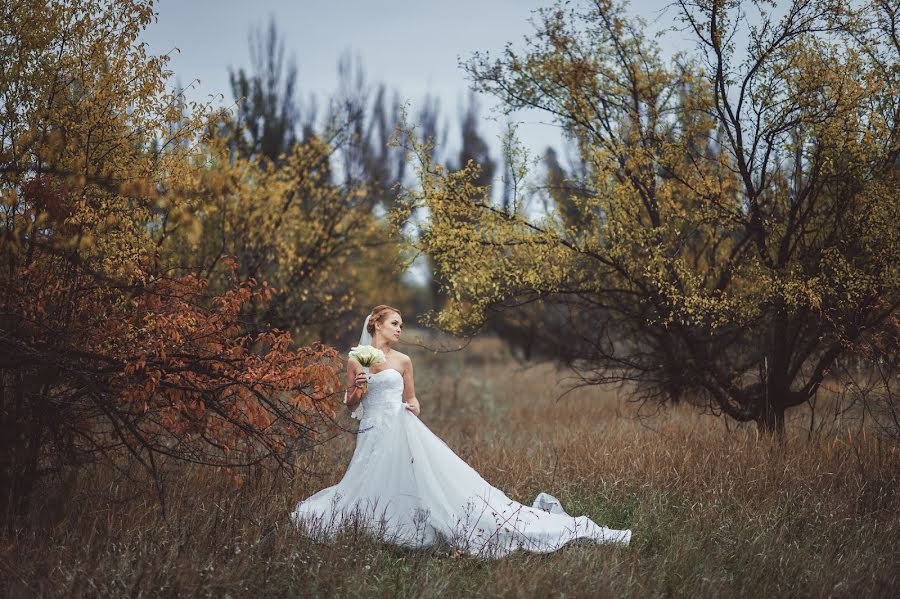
left=401, top=356, right=420, bottom=416
left=345, top=358, right=366, bottom=409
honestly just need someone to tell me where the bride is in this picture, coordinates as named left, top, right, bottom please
left=291, top=304, right=632, bottom=557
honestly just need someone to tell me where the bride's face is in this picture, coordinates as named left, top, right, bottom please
left=377, top=311, right=403, bottom=343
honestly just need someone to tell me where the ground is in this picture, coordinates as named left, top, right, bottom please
left=3, top=335, right=898, bottom=597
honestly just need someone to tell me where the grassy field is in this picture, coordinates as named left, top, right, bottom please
left=3, top=336, right=898, bottom=597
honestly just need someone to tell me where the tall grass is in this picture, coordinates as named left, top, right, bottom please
left=3, top=336, right=898, bottom=597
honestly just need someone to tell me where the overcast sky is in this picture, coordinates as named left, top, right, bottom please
left=139, top=0, right=683, bottom=163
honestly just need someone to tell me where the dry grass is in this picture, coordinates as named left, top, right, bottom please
left=3, top=335, right=898, bottom=597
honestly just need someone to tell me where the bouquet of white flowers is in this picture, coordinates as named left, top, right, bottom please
left=345, top=345, right=386, bottom=419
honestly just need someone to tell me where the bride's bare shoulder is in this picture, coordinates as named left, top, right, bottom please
left=393, top=351, right=413, bottom=368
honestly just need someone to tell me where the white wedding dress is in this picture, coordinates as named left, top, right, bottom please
left=290, top=368, right=631, bottom=557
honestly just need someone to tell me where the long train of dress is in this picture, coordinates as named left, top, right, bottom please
left=290, top=368, right=631, bottom=557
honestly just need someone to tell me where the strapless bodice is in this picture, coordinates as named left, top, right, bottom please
left=359, top=368, right=405, bottom=427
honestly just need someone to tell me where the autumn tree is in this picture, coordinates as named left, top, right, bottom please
left=0, top=0, right=344, bottom=513
left=483, top=143, right=596, bottom=361
left=158, top=28, right=416, bottom=348
left=396, top=0, right=900, bottom=432
left=162, top=131, right=405, bottom=345
left=411, top=93, right=500, bottom=314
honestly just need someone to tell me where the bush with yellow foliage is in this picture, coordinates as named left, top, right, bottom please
left=396, top=0, right=900, bottom=432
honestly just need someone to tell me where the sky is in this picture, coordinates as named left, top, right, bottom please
left=139, top=0, right=682, bottom=164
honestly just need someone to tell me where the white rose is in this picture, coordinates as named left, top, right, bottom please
left=348, top=345, right=386, bottom=367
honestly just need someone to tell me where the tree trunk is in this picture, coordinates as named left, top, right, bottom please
left=1, top=369, right=48, bottom=520
left=758, top=325, right=790, bottom=435
left=755, top=394, right=785, bottom=434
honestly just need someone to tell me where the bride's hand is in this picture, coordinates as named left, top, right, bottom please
left=403, top=399, right=420, bottom=416
left=353, top=372, right=369, bottom=389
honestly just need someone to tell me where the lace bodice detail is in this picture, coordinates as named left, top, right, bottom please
left=359, top=368, right=405, bottom=429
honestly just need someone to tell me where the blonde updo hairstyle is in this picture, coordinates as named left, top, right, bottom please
left=367, top=304, right=402, bottom=337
